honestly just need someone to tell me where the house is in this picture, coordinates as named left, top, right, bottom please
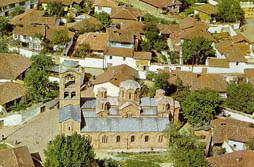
left=167, top=70, right=228, bottom=97
left=211, top=119, right=254, bottom=153
left=208, top=150, right=254, bottom=167
left=92, top=64, right=138, bottom=97
left=94, top=0, right=117, bottom=15
left=75, top=32, right=109, bottom=56
left=12, top=25, right=45, bottom=51
left=0, top=146, right=42, bottom=167
left=194, top=3, right=218, bottom=23
left=0, top=0, right=38, bottom=16
left=140, top=0, right=182, bottom=14
left=0, top=53, right=31, bottom=82
left=0, top=82, right=26, bottom=112
left=45, top=25, right=75, bottom=53
left=58, top=60, right=180, bottom=150
left=240, top=1, right=254, bottom=19
left=40, top=0, right=83, bottom=12
left=111, top=7, right=143, bottom=22
left=9, top=9, right=58, bottom=26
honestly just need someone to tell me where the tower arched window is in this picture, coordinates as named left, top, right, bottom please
left=129, top=93, right=132, bottom=100
left=116, top=136, right=120, bottom=143
left=102, top=135, right=108, bottom=143
left=71, top=92, right=76, bottom=98
left=64, top=92, right=69, bottom=98
left=64, top=74, right=75, bottom=88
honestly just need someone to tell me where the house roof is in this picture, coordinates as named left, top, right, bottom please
left=81, top=117, right=170, bottom=132
left=39, top=0, right=74, bottom=6
left=140, top=0, right=182, bottom=9
left=116, top=20, right=144, bottom=35
left=207, top=58, right=229, bottom=68
left=179, top=17, right=197, bottom=30
left=108, top=28, right=135, bottom=43
left=216, top=44, right=246, bottom=62
left=180, top=25, right=214, bottom=41
left=244, top=68, right=254, bottom=84
left=0, top=82, right=26, bottom=106
left=0, top=53, right=31, bottom=80
left=69, top=16, right=101, bottom=31
left=168, top=70, right=227, bottom=92
left=9, top=9, right=56, bottom=26
left=111, top=7, right=143, bottom=20
left=93, top=64, right=138, bottom=87
left=157, top=24, right=180, bottom=35
left=231, top=34, right=250, bottom=44
left=208, top=150, right=254, bottom=167
left=133, top=51, right=152, bottom=60
left=211, top=119, right=254, bottom=144
left=0, top=0, right=25, bottom=7
left=194, top=3, right=218, bottom=15
left=12, top=25, right=46, bottom=37
left=59, top=104, right=81, bottom=123
left=75, top=33, right=109, bottom=51
left=104, top=47, right=134, bottom=57
left=94, top=0, right=117, bottom=7
left=0, top=146, right=35, bottom=167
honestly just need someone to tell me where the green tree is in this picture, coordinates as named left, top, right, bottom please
left=0, top=41, right=8, bottom=53
left=216, top=0, right=244, bottom=23
left=50, top=29, right=70, bottom=45
left=167, top=51, right=179, bottom=64
left=181, top=89, right=222, bottom=126
left=44, top=133, right=96, bottom=167
left=246, top=138, right=254, bottom=150
left=165, top=123, right=208, bottom=167
left=73, top=43, right=92, bottom=58
left=96, top=158, right=120, bottom=167
left=10, top=6, right=25, bottom=17
left=24, top=54, right=58, bottom=103
left=153, top=72, right=176, bottom=96
left=226, top=81, right=254, bottom=114
left=0, top=17, right=9, bottom=38
left=46, top=2, right=66, bottom=17
left=94, top=12, right=112, bottom=28
left=78, top=22, right=103, bottom=34
left=182, top=37, right=215, bottom=65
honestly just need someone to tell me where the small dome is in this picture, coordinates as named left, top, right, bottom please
left=120, top=80, right=141, bottom=90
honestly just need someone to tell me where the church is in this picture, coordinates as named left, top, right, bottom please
left=58, top=60, right=180, bottom=151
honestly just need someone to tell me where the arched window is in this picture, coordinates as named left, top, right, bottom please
left=64, top=92, right=69, bottom=98
left=129, top=93, right=132, bottom=100
left=158, top=135, right=163, bottom=143
left=145, top=136, right=149, bottom=142
left=102, top=135, right=108, bottom=143
left=71, top=92, right=76, bottom=98
left=64, top=74, right=75, bottom=88
left=131, top=136, right=135, bottom=142
left=116, top=136, right=120, bottom=143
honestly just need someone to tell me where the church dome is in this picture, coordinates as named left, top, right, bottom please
left=120, top=80, right=141, bottom=90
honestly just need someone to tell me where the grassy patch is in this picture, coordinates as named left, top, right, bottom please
left=115, top=152, right=172, bottom=167
left=0, top=144, right=10, bottom=150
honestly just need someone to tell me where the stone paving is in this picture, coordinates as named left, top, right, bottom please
left=0, top=108, right=60, bottom=160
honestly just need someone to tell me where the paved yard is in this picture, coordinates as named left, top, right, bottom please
left=0, top=108, right=60, bottom=160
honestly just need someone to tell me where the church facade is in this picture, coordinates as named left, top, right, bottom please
left=59, top=60, right=180, bottom=151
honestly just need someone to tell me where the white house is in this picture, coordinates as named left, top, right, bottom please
left=0, top=0, right=38, bottom=16
left=94, top=0, right=117, bottom=15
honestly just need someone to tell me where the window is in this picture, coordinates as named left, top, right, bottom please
left=158, top=135, right=163, bottom=143
left=71, top=92, right=76, bottom=98
left=64, top=92, right=69, bottom=98
left=122, top=91, right=125, bottom=98
left=109, top=56, right=112, bottom=59
left=123, top=57, right=126, bottom=61
left=9, top=4, right=15, bottom=8
left=68, top=127, right=71, bottom=131
left=127, top=114, right=132, bottom=118
left=236, top=62, right=239, bottom=66
left=116, top=136, right=120, bottom=143
left=102, top=135, right=108, bottom=143
left=20, top=2, right=25, bottom=6
left=131, top=136, right=135, bottom=142
left=145, top=136, right=149, bottom=142
left=129, top=93, right=132, bottom=100
left=64, top=74, right=75, bottom=88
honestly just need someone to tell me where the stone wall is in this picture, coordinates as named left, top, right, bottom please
left=83, top=131, right=167, bottom=151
